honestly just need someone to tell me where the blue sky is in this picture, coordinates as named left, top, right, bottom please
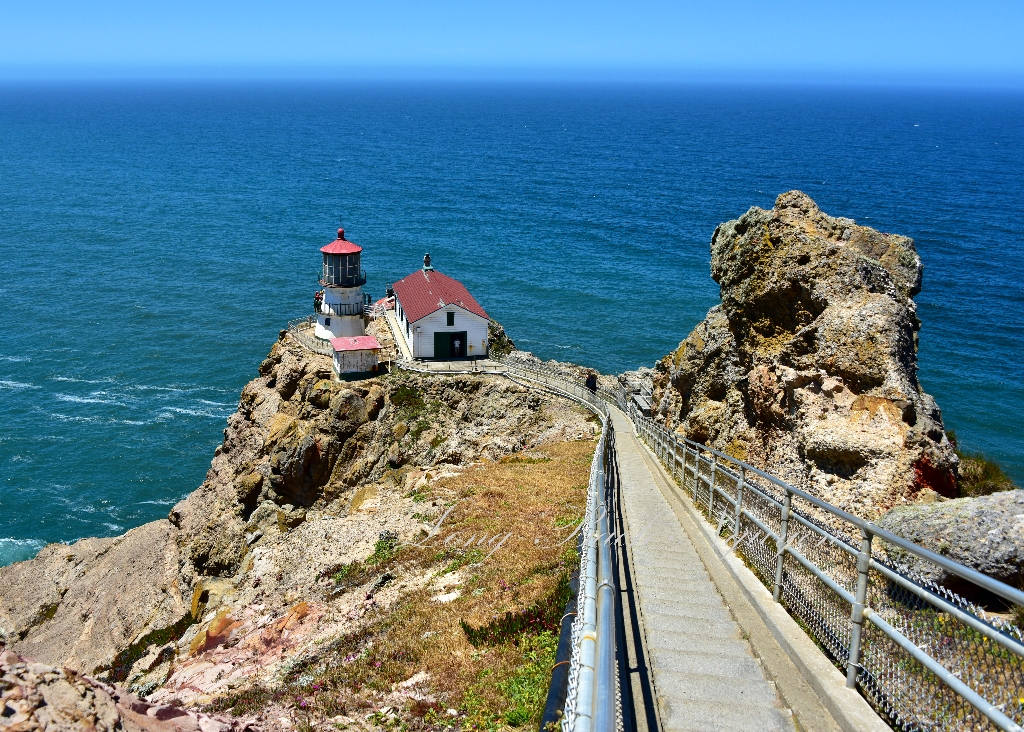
left=1, top=0, right=1023, bottom=83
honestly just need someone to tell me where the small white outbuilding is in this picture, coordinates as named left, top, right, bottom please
left=391, top=256, right=489, bottom=360
left=331, top=335, right=381, bottom=376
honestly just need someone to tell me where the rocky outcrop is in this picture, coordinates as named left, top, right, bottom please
left=877, top=489, right=1024, bottom=591
left=0, top=522, right=186, bottom=676
left=651, top=191, right=957, bottom=519
left=0, top=643, right=257, bottom=732
left=0, top=331, right=595, bottom=680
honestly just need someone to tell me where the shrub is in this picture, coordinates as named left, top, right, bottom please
left=948, top=431, right=1018, bottom=497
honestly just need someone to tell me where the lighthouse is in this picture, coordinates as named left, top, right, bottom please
left=314, top=228, right=369, bottom=340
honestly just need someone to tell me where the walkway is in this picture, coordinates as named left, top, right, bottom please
left=383, top=310, right=413, bottom=360
left=610, top=408, right=797, bottom=732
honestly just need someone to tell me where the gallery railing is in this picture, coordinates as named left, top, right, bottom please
left=285, top=316, right=333, bottom=357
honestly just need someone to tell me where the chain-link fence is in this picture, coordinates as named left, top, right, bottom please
left=634, top=408, right=1024, bottom=732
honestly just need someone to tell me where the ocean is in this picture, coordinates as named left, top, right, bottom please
left=1, top=82, right=1022, bottom=566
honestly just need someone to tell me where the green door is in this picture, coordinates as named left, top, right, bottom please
left=433, top=332, right=450, bottom=359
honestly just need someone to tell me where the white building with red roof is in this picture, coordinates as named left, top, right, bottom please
left=391, top=255, right=489, bottom=359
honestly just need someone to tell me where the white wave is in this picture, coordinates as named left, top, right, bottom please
left=139, top=498, right=177, bottom=506
left=0, top=380, right=40, bottom=389
left=198, top=399, right=235, bottom=406
left=0, top=538, right=47, bottom=566
left=166, top=406, right=231, bottom=419
left=0, top=355, right=30, bottom=362
left=50, top=413, right=101, bottom=423
left=102, top=523, right=124, bottom=533
left=115, top=419, right=148, bottom=426
left=55, top=393, right=124, bottom=406
left=52, top=376, right=114, bottom=384
left=0, top=537, right=46, bottom=548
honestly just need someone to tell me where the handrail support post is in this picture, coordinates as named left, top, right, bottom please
left=847, top=529, right=873, bottom=689
left=773, top=490, right=791, bottom=603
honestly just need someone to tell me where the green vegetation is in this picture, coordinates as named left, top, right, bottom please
left=948, top=432, right=1018, bottom=497
left=487, top=320, right=516, bottom=359
left=460, top=572, right=570, bottom=647
left=99, top=612, right=196, bottom=682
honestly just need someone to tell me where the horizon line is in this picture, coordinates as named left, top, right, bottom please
left=2, top=64, right=1023, bottom=90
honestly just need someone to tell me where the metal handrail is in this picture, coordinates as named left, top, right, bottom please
left=285, top=316, right=333, bottom=357
left=631, top=407, right=1024, bottom=732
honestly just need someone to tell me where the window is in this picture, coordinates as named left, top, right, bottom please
left=446, top=312, right=455, bottom=326
left=325, top=318, right=331, bottom=326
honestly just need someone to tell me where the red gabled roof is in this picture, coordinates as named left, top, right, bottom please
left=330, top=335, right=381, bottom=352
left=392, top=269, right=489, bottom=323
left=321, top=228, right=363, bottom=255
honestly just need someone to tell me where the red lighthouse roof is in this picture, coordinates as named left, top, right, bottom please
left=320, top=228, right=363, bottom=255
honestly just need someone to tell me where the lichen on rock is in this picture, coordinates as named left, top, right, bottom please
left=651, top=191, right=957, bottom=519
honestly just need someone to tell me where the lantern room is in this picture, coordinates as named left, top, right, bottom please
left=320, top=228, right=366, bottom=288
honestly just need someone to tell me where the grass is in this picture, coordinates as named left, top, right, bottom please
left=948, top=431, right=1018, bottom=497
left=209, top=438, right=595, bottom=728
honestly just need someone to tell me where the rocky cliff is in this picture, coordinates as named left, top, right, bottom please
left=0, top=327, right=597, bottom=723
left=649, top=191, right=957, bottom=519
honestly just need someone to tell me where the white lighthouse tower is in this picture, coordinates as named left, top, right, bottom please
left=314, top=228, right=368, bottom=340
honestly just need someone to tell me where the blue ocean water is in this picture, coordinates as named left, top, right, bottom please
left=1, top=83, right=1022, bottom=566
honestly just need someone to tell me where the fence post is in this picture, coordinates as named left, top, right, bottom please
left=847, top=528, right=873, bottom=688
left=708, top=452, right=717, bottom=516
left=733, top=467, right=745, bottom=544
left=773, top=489, right=791, bottom=603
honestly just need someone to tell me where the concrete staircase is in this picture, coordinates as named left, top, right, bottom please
left=610, top=409, right=796, bottom=732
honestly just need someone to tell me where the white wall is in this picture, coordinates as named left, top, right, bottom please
left=315, top=283, right=366, bottom=339
left=409, top=306, right=488, bottom=359
left=333, top=349, right=379, bottom=375
left=315, top=314, right=363, bottom=339
left=322, top=286, right=363, bottom=306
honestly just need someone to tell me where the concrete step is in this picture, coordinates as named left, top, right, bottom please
left=637, top=597, right=728, bottom=616
left=661, top=699, right=794, bottom=732
left=653, top=669, right=781, bottom=708
left=643, top=611, right=740, bottom=637
left=649, top=647, right=768, bottom=680
left=644, top=631, right=751, bottom=657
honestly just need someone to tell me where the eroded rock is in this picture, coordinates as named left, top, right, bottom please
left=650, top=191, right=957, bottom=518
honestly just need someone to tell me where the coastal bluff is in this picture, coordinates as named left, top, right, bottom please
left=0, top=324, right=596, bottom=696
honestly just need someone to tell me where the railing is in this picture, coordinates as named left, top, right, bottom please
left=315, top=301, right=366, bottom=317
left=631, top=408, right=1024, bottom=732
left=319, top=270, right=367, bottom=288
left=345, top=349, right=1024, bottom=730
left=499, top=357, right=1024, bottom=732
left=285, top=316, right=333, bottom=357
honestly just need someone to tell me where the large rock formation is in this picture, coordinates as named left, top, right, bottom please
left=650, top=191, right=957, bottom=519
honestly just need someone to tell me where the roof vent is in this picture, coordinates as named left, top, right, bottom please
left=423, top=253, right=434, bottom=272
left=337, top=228, right=346, bottom=240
